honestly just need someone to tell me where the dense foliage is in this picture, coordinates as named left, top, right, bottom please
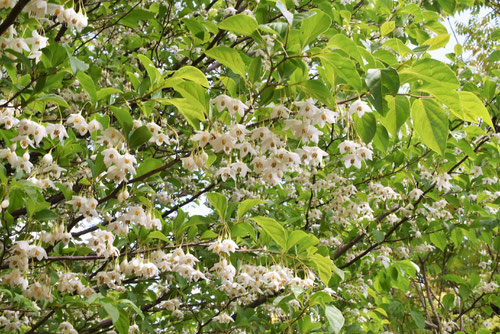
left=0, top=0, right=498, bottom=333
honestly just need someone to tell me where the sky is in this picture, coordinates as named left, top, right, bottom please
left=428, top=7, right=493, bottom=63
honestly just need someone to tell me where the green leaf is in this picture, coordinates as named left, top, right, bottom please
left=318, top=52, right=363, bottom=92
left=411, top=99, right=448, bottom=155
left=451, top=228, right=463, bottom=247
left=128, top=125, right=152, bottom=150
left=354, top=112, right=376, bottom=143
left=381, top=95, right=410, bottom=137
left=410, top=311, right=425, bottom=330
left=380, top=21, right=395, bottom=36
left=429, top=231, right=447, bottom=251
left=76, top=71, right=97, bottom=104
left=157, top=98, right=205, bottom=130
left=237, top=199, right=265, bottom=219
left=115, top=308, right=130, bottom=334
left=136, top=158, right=164, bottom=178
left=423, top=34, right=450, bottom=50
left=296, top=234, right=319, bottom=255
left=137, top=54, right=159, bottom=86
left=310, top=291, right=333, bottom=307
left=97, top=88, right=122, bottom=101
left=121, top=8, right=155, bottom=28
left=458, top=91, right=494, bottom=128
left=204, top=46, right=246, bottom=78
left=251, top=216, right=287, bottom=249
left=218, top=14, right=259, bottom=36
left=365, top=68, right=399, bottom=114
left=276, top=0, right=293, bottom=25
left=327, top=34, right=362, bottom=64
left=297, top=80, right=334, bottom=106
left=102, top=303, right=119, bottom=323
left=310, top=253, right=333, bottom=285
left=149, top=231, right=169, bottom=242
left=231, top=222, right=256, bottom=240
left=206, top=193, right=228, bottom=220
left=325, top=304, right=344, bottom=334
left=286, top=230, right=309, bottom=252
left=173, top=66, right=210, bottom=87
left=110, top=106, right=133, bottom=135
left=301, top=10, right=331, bottom=48
left=33, top=209, right=58, bottom=221
left=400, top=58, right=459, bottom=90
left=384, top=39, right=412, bottom=58
left=36, top=94, right=69, bottom=109
left=68, top=54, right=89, bottom=74
left=438, top=0, right=456, bottom=14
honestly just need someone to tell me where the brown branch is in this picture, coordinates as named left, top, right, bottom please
left=0, top=0, right=31, bottom=36
left=333, top=205, right=400, bottom=260
left=25, top=309, right=55, bottom=334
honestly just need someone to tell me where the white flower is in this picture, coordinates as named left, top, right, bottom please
left=349, top=100, right=371, bottom=118
left=210, top=94, right=232, bottom=112
left=191, top=130, right=211, bottom=148
left=343, top=154, right=362, bottom=169
left=228, top=98, right=249, bottom=117
left=213, top=313, right=234, bottom=323
left=26, top=30, right=48, bottom=52
left=88, top=119, right=103, bottom=132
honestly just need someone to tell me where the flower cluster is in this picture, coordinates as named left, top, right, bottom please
left=5, top=241, right=46, bottom=275
left=42, top=223, right=72, bottom=245
left=150, top=248, right=205, bottom=282
left=115, top=206, right=162, bottom=231
left=339, top=140, right=373, bottom=169
left=58, top=272, right=94, bottom=297
left=87, top=230, right=120, bottom=258
left=67, top=195, right=99, bottom=217
left=102, top=148, right=137, bottom=182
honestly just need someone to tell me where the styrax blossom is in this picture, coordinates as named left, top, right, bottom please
left=349, top=100, right=372, bottom=118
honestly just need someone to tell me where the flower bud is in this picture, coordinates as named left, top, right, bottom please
left=42, top=153, right=53, bottom=165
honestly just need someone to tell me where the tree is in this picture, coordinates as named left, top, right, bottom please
left=0, top=0, right=498, bottom=333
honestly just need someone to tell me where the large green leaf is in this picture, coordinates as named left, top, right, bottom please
left=128, top=125, right=152, bottom=150
left=205, top=46, right=246, bottom=78
left=237, top=199, right=265, bottom=219
left=411, top=99, right=448, bottom=155
left=173, top=66, right=210, bottom=87
left=218, top=14, right=258, bottom=36
left=157, top=98, right=205, bottom=130
left=301, top=10, right=331, bottom=48
left=381, top=95, right=410, bottom=137
left=354, top=112, right=377, bottom=143
left=384, top=39, right=412, bottom=58
left=365, top=68, right=399, bottom=114
left=76, top=71, right=97, bottom=104
left=310, top=253, right=333, bottom=285
left=400, top=58, right=459, bottom=90
left=206, top=193, right=228, bottom=221
left=318, top=52, right=363, bottom=92
left=327, top=34, right=362, bottom=64
left=380, top=21, right=395, bottom=36
left=137, top=54, right=160, bottom=86
left=97, top=88, right=122, bottom=101
left=102, top=303, right=119, bottom=323
left=410, top=311, right=426, bottom=330
left=458, top=91, right=494, bottom=128
left=251, top=216, right=287, bottom=249
left=438, top=0, right=456, bottom=14
left=297, top=80, right=334, bottom=106
left=423, top=34, right=450, bottom=51
left=286, top=230, right=309, bottom=252
left=325, top=304, right=344, bottom=334
left=110, top=106, right=133, bottom=135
